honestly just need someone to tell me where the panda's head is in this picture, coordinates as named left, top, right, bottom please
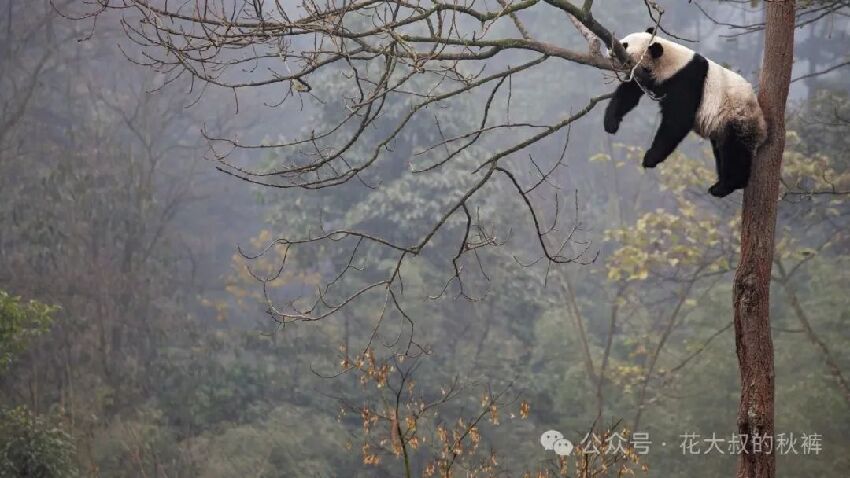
left=618, top=28, right=695, bottom=82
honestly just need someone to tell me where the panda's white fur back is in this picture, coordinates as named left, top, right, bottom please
left=619, top=32, right=766, bottom=143
left=698, top=61, right=763, bottom=139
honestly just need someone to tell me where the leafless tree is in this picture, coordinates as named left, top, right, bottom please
left=72, top=0, right=657, bottom=342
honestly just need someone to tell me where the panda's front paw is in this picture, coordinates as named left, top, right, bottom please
left=708, top=182, right=735, bottom=198
left=642, top=150, right=663, bottom=168
left=604, top=115, right=620, bottom=134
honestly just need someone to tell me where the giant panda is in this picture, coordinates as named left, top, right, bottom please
left=603, top=29, right=767, bottom=197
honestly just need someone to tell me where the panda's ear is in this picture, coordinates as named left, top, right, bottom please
left=645, top=27, right=656, bottom=35
left=649, top=42, right=663, bottom=59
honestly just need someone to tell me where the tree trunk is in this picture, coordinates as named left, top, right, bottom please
left=733, top=2, right=795, bottom=478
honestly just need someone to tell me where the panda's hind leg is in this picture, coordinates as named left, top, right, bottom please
left=708, top=137, right=734, bottom=197
left=710, top=138, right=723, bottom=183
left=725, top=124, right=755, bottom=190
left=708, top=124, right=753, bottom=198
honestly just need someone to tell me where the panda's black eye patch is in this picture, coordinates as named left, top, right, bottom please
left=622, top=42, right=629, bottom=49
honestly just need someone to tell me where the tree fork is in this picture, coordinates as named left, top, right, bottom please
left=733, top=2, right=795, bottom=477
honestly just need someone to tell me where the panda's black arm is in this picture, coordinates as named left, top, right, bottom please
left=603, top=80, right=644, bottom=134
left=642, top=98, right=698, bottom=168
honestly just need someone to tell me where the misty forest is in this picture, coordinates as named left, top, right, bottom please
left=1, top=0, right=848, bottom=477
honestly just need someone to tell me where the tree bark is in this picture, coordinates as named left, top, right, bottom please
left=733, top=2, right=795, bottom=478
